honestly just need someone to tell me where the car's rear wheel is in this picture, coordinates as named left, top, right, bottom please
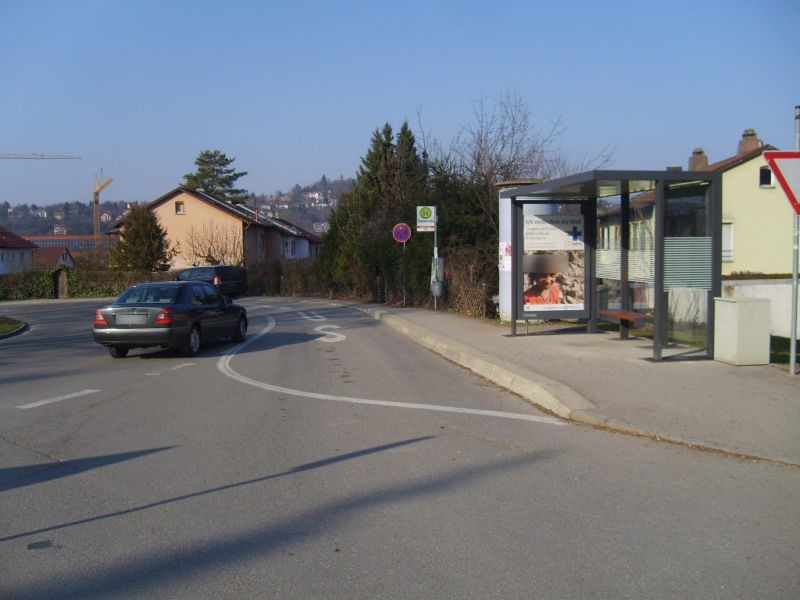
left=109, top=346, right=129, bottom=358
left=181, top=325, right=201, bottom=357
left=232, top=316, right=247, bottom=342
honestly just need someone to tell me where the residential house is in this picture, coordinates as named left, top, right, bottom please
left=599, top=129, right=790, bottom=275
left=0, top=226, right=36, bottom=274
left=709, top=131, right=792, bottom=276
left=596, top=128, right=798, bottom=336
left=32, top=246, right=75, bottom=270
left=114, top=187, right=321, bottom=270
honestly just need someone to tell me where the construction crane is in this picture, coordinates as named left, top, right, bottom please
left=0, top=152, right=81, bottom=159
left=93, top=176, right=113, bottom=236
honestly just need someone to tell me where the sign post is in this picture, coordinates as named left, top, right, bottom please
left=764, top=146, right=800, bottom=376
left=392, top=223, right=412, bottom=306
left=417, top=206, right=442, bottom=310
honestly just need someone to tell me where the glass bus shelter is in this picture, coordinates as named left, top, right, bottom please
left=502, top=169, right=722, bottom=360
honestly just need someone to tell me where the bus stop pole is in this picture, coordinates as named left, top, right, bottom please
left=790, top=105, right=799, bottom=376
left=433, top=209, right=438, bottom=311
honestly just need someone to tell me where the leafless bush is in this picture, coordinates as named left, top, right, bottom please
left=181, top=223, right=243, bottom=266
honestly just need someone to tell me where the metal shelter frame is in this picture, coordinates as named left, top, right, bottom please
left=501, top=169, right=722, bottom=360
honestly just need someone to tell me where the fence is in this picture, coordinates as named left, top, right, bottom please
left=0, top=270, right=59, bottom=301
left=0, top=269, right=175, bottom=301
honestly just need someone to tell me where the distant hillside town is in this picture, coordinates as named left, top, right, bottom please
left=0, top=175, right=353, bottom=236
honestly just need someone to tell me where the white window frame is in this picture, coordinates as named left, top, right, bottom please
left=722, top=222, right=734, bottom=262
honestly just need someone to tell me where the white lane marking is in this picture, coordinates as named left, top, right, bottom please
left=314, top=324, right=346, bottom=343
left=299, top=311, right=326, bottom=321
left=169, top=363, right=196, bottom=371
left=218, top=318, right=564, bottom=426
left=16, top=389, right=101, bottom=410
left=147, top=362, right=197, bottom=376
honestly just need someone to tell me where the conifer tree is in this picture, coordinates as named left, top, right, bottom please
left=110, top=204, right=175, bottom=271
left=317, top=121, right=432, bottom=296
left=183, top=150, right=249, bottom=203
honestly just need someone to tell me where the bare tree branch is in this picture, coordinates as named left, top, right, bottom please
left=182, top=223, right=243, bottom=266
left=426, top=92, right=614, bottom=233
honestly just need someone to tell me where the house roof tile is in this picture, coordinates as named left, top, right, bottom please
left=116, top=187, right=321, bottom=243
left=0, top=226, right=37, bottom=250
left=701, top=144, right=777, bottom=172
left=32, top=246, right=74, bottom=268
left=596, top=143, right=779, bottom=217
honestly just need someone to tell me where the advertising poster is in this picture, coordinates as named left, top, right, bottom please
left=522, top=214, right=585, bottom=312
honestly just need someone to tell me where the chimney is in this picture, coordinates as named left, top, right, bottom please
left=689, top=147, right=708, bottom=171
left=737, top=128, right=762, bottom=156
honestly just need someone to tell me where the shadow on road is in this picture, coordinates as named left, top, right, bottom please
left=2, top=444, right=557, bottom=599
left=0, top=436, right=435, bottom=542
left=0, top=446, right=175, bottom=493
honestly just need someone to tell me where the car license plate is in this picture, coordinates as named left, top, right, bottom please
left=116, top=314, right=147, bottom=325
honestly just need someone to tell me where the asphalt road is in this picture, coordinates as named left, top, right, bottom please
left=0, top=297, right=798, bottom=599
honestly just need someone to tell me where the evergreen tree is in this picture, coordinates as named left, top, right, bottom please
left=110, top=204, right=175, bottom=271
left=183, top=150, right=249, bottom=203
left=393, top=122, right=428, bottom=217
left=317, top=121, right=432, bottom=297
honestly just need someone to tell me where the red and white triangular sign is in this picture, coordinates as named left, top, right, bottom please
left=764, top=151, right=800, bottom=216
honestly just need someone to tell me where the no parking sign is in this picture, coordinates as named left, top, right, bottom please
left=392, top=223, right=412, bottom=244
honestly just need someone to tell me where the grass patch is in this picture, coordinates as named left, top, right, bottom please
left=0, top=316, right=22, bottom=335
left=668, top=328, right=707, bottom=347
left=600, top=319, right=797, bottom=366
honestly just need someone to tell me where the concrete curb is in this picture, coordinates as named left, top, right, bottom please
left=353, top=304, right=799, bottom=467
left=0, top=322, right=28, bottom=340
left=355, top=305, right=593, bottom=420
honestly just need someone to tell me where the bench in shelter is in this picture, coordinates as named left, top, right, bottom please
left=598, top=309, right=654, bottom=339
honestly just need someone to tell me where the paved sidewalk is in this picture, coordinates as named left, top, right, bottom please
left=343, top=302, right=800, bottom=467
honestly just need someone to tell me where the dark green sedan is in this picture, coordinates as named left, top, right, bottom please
left=93, top=281, right=247, bottom=358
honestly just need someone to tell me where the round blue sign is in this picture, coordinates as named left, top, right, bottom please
left=392, top=223, right=412, bottom=243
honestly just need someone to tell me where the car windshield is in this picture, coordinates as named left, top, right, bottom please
left=118, top=286, right=180, bottom=304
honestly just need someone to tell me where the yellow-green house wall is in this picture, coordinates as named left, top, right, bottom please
left=151, top=191, right=245, bottom=270
left=722, top=155, right=796, bottom=276
left=149, top=191, right=283, bottom=270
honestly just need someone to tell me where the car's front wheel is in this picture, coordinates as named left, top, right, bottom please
left=180, top=325, right=201, bottom=357
left=109, top=346, right=129, bottom=358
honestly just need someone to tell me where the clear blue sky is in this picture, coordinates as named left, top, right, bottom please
left=1, top=0, right=798, bottom=206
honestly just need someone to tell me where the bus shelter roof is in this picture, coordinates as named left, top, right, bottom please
left=499, top=169, right=718, bottom=200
